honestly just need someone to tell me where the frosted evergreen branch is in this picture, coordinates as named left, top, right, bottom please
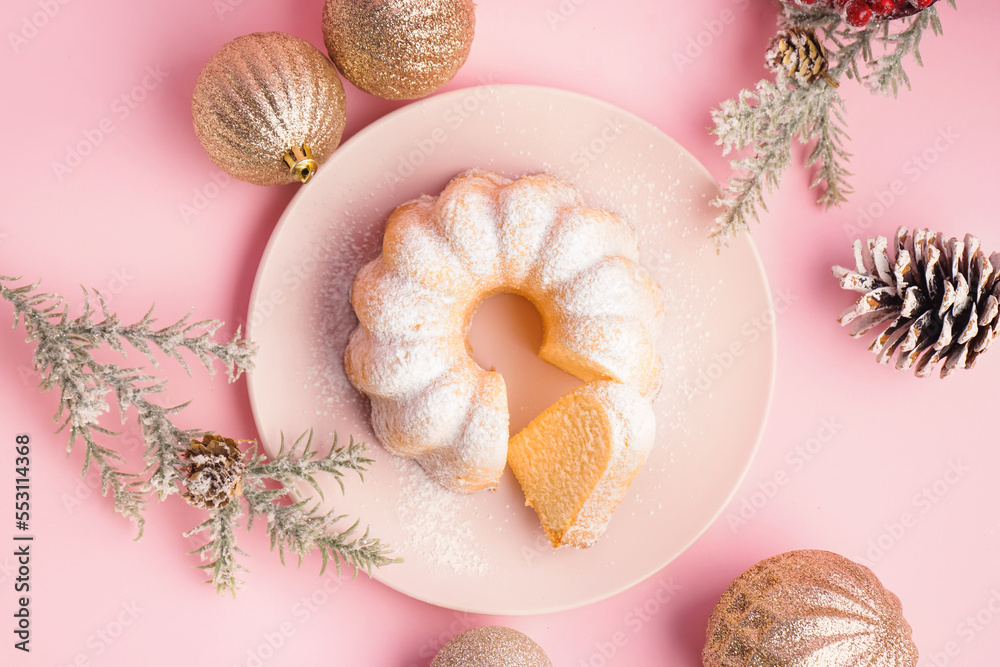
left=241, top=484, right=397, bottom=579
left=53, top=289, right=254, bottom=382
left=75, top=424, right=146, bottom=532
left=0, top=275, right=255, bottom=518
left=782, top=2, right=955, bottom=84
left=710, top=3, right=953, bottom=247
left=864, top=8, right=937, bottom=96
left=806, top=85, right=853, bottom=208
left=3, top=276, right=394, bottom=595
left=135, top=399, right=198, bottom=499
left=240, top=431, right=397, bottom=578
left=250, top=430, right=372, bottom=499
left=0, top=280, right=146, bottom=528
left=711, top=75, right=851, bottom=244
left=823, top=21, right=876, bottom=82
left=78, top=349, right=200, bottom=499
left=185, top=500, right=248, bottom=596
left=3, top=281, right=255, bottom=382
left=313, top=520, right=397, bottom=580
left=175, top=430, right=396, bottom=595
left=709, top=82, right=795, bottom=240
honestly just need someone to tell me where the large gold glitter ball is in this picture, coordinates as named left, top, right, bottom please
left=322, top=0, right=476, bottom=100
left=703, top=550, right=918, bottom=667
left=191, top=32, right=347, bottom=186
left=431, top=626, right=551, bottom=667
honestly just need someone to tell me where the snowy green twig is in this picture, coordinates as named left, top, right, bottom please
left=710, top=2, right=954, bottom=246
left=187, top=431, right=398, bottom=596
left=1, top=276, right=395, bottom=594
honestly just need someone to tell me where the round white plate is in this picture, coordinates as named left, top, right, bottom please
left=246, top=85, right=775, bottom=615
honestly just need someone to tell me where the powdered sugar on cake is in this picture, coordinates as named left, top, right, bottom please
left=343, top=169, right=665, bottom=506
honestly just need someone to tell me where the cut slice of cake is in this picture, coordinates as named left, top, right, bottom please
left=507, top=381, right=656, bottom=548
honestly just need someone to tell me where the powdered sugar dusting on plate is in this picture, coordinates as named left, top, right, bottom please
left=306, top=214, right=383, bottom=417
left=390, top=455, right=494, bottom=576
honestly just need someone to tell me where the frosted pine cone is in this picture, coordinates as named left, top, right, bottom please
left=833, top=227, right=1000, bottom=377
left=182, top=434, right=247, bottom=510
left=767, top=27, right=837, bottom=87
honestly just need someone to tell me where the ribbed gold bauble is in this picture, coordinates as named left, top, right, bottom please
left=191, top=32, right=347, bottom=186
left=703, top=550, right=918, bottom=667
left=431, top=627, right=551, bottom=667
left=321, top=0, right=476, bottom=100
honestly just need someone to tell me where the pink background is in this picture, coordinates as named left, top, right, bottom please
left=1, top=1, right=997, bottom=665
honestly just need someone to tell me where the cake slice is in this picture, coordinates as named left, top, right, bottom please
left=507, top=381, right=655, bottom=548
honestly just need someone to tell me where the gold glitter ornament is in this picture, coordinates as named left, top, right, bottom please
left=191, top=32, right=347, bottom=186
left=322, top=0, right=476, bottom=100
left=703, top=550, right=918, bottom=667
left=431, top=626, right=551, bottom=667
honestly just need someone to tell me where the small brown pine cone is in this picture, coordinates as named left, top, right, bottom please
left=182, top=434, right=247, bottom=510
left=833, top=227, right=1000, bottom=377
left=767, top=27, right=838, bottom=87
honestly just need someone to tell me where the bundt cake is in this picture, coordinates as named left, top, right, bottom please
left=344, top=169, right=664, bottom=541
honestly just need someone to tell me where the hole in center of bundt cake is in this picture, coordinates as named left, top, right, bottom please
left=467, top=293, right=583, bottom=434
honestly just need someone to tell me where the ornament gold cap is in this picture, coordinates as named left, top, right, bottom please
left=284, top=144, right=319, bottom=184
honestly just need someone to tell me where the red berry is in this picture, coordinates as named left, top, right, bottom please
left=844, top=0, right=873, bottom=26
left=869, top=0, right=896, bottom=16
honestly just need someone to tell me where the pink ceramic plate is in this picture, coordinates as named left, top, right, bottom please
left=246, top=85, right=775, bottom=615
